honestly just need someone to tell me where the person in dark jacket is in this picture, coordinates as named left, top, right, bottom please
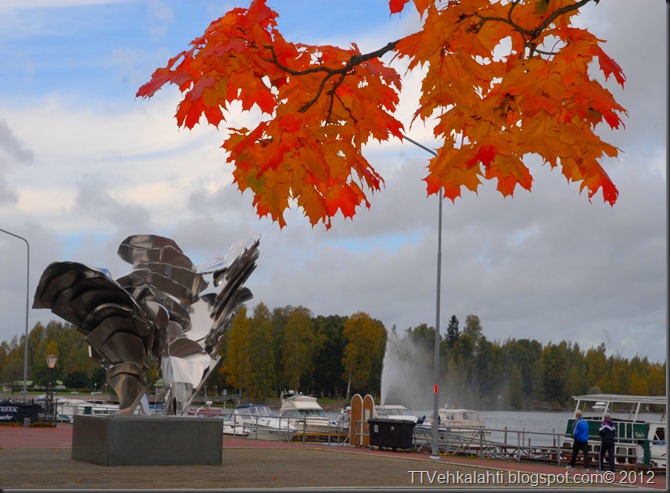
left=599, top=413, right=616, bottom=472
left=567, top=409, right=590, bottom=470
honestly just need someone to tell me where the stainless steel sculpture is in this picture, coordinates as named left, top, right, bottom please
left=33, top=234, right=260, bottom=415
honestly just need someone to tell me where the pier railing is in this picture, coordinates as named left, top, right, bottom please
left=216, top=411, right=665, bottom=472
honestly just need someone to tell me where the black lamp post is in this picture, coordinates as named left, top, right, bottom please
left=45, top=354, right=58, bottom=425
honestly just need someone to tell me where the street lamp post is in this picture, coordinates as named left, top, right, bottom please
left=401, top=135, right=443, bottom=460
left=0, top=228, right=30, bottom=400
left=45, top=354, right=58, bottom=425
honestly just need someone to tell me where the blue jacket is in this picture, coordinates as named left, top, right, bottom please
left=573, top=417, right=589, bottom=442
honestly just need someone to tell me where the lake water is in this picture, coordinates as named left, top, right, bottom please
left=411, top=409, right=573, bottom=446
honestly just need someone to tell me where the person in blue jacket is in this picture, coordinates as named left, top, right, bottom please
left=567, top=409, right=590, bottom=470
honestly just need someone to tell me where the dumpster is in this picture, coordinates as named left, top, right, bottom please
left=368, top=418, right=415, bottom=451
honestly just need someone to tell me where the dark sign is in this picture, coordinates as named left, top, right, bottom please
left=0, top=400, right=41, bottom=423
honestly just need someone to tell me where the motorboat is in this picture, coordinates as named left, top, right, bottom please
left=592, top=401, right=607, bottom=411
left=187, top=402, right=249, bottom=436
left=220, top=414, right=250, bottom=436
left=337, top=405, right=352, bottom=430
left=231, top=403, right=296, bottom=441
left=186, top=403, right=225, bottom=418
left=374, top=404, right=419, bottom=423
left=278, top=391, right=341, bottom=440
left=562, top=394, right=666, bottom=470
left=418, top=406, right=491, bottom=442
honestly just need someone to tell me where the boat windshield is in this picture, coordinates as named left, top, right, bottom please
left=236, top=405, right=274, bottom=417
left=252, top=405, right=274, bottom=416
left=281, top=408, right=326, bottom=418
left=300, top=409, right=326, bottom=417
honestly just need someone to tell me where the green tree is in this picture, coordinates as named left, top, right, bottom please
left=407, top=323, right=436, bottom=356
left=270, top=306, right=291, bottom=393
left=463, top=314, right=483, bottom=342
left=541, top=343, right=568, bottom=403
left=246, top=303, right=275, bottom=400
left=1, top=336, right=24, bottom=389
left=473, top=336, right=498, bottom=404
left=501, top=338, right=544, bottom=399
left=312, top=315, right=347, bottom=398
left=445, top=315, right=459, bottom=349
left=280, top=306, right=315, bottom=392
left=506, top=364, right=524, bottom=410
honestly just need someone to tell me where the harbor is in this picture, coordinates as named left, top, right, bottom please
left=3, top=392, right=666, bottom=477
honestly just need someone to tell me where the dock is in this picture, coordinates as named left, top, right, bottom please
left=0, top=424, right=665, bottom=489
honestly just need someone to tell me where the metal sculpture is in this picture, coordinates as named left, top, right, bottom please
left=33, top=234, right=260, bottom=415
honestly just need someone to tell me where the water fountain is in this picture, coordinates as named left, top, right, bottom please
left=380, top=331, right=435, bottom=410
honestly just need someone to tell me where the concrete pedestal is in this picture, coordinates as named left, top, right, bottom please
left=72, top=414, right=223, bottom=466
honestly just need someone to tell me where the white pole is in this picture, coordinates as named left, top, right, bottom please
left=0, top=228, right=30, bottom=400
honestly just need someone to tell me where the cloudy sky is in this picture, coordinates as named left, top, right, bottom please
left=0, top=1, right=666, bottom=366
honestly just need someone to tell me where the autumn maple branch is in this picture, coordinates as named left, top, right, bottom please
left=265, top=41, right=399, bottom=115
left=474, top=0, right=597, bottom=56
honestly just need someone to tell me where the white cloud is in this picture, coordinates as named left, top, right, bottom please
left=0, top=0, right=666, bottom=367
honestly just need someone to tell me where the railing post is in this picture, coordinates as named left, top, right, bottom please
left=479, top=427, right=483, bottom=457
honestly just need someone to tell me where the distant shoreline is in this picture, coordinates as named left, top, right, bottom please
left=1, top=392, right=574, bottom=412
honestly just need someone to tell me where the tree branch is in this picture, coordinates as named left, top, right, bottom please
left=264, top=41, right=399, bottom=114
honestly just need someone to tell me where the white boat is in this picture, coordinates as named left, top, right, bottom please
left=562, top=394, right=666, bottom=470
left=231, top=403, right=296, bottom=441
left=278, top=391, right=340, bottom=439
left=221, top=414, right=250, bottom=436
left=374, top=404, right=419, bottom=423
left=592, top=401, right=607, bottom=411
left=34, top=395, right=120, bottom=422
left=187, top=402, right=249, bottom=436
left=419, top=407, right=491, bottom=442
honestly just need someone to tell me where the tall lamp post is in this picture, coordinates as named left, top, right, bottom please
left=401, top=135, right=443, bottom=460
left=0, top=228, right=30, bottom=399
left=45, top=354, right=58, bottom=425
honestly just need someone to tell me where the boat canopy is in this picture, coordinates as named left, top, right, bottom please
left=571, top=394, right=666, bottom=422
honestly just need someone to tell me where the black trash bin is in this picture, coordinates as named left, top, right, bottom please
left=368, top=418, right=415, bottom=451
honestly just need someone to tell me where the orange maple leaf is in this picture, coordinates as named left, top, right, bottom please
left=138, top=0, right=626, bottom=227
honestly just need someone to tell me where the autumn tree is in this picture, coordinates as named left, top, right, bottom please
left=137, top=0, right=626, bottom=229
left=342, top=312, right=386, bottom=398
left=223, top=306, right=251, bottom=392
left=585, top=342, right=607, bottom=389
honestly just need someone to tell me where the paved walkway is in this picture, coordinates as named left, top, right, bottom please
left=0, top=424, right=665, bottom=490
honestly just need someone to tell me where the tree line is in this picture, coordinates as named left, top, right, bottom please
left=0, top=306, right=665, bottom=409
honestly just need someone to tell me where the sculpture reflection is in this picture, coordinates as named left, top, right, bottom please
left=33, top=234, right=260, bottom=415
